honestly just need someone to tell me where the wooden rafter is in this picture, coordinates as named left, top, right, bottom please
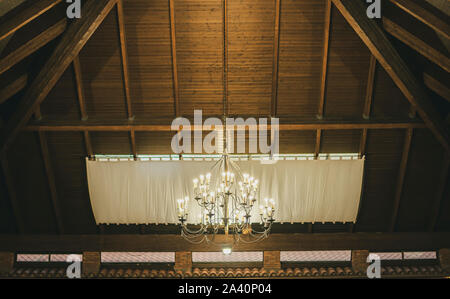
left=38, top=131, right=64, bottom=233
left=423, top=66, right=450, bottom=102
left=1, top=232, right=450, bottom=252
left=116, top=0, right=133, bottom=120
left=0, top=0, right=62, bottom=42
left=0, top=0, right=118, bottom=153
left=389, top=0, right=450, bottom=40
left=23, top=118, right=426, bottom=132
left=0, top=18, right=67, bottom=76
left=318, top=0, right=332, bottom=119
left=390, top=128, right=413, bottom=232
left=383, top=10, right=450, bottom=73
left=169, top=0, right=180, bottom=117
left=0, top=73, right=28, bottom=105
left=331, top=0, right=449, bottom=153
left=363, top=55, right=376, bottom=119
left=271, top=0, right=281, bottom=117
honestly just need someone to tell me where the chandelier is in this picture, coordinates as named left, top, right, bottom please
left=177, top=154, right=276, bottom=244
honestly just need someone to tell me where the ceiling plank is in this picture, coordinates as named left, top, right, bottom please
left=23, top=118, right=427, bottom=132
left=0, top=0, right=118, bottom=154
left=0, top=73, right=28, bottom=105
left=116, top=0, right=133, bottom=120
left=390, top=128, right=413, bottom=232
left=271, top=0, right=281, bottom=117
left=383, top=10, right=450, bottom=73
left=0, top=18, right=67, bottom=76
left=38, top=131, right=64, bottom=234
left=1, top=232, right=450, bottom=252
left=389, top=0, right=450, bottom=40
left=169, top=0, right=180, bottom=117
left=0, top=153, right=25, bottom=233
left=0, top=0, right=62, bottom=42
left=331, top=0, right=449, bottom=153
left=317, top=0, right=332, bottom=119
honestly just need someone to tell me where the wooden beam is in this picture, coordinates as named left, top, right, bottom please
left=359, top=128, right=368, bottom=158
left=0, top=73, right=28, bottom=104
left=72, top=56, right=88, bottom=121
left=423, top=66, right=450, bottom=102
left=0, top=0, right=62, bottom=42
left=331, top=0, right=449, bottom=153
left=363, top=55, right=376, bottom=119
left=0, top=0, right=118, bottom=153
left=0, top=153, right=24, bottom=233
left=390, top=128, right=413, bottom=232
left=383, top=10, right=450, bottom=73
left=271, top=0, right=281, bottom=117
left=318, top=0, right=332, bottom=119
left=116, top=0, right=133, bottom=120
left=1, top=232, right=450, bottom=252
left=314, top=129, right=322, bottom=159
left=23, top=118, right=427, bottom=132
left=0, top=18, right=67, bottom=76
left=389, top=0, right=450, bottom=40
left=38, top=131, right=64, bottom=233
left=169, top=0, right=180, bottom=117
left=428, top=155, right=449, bottom=232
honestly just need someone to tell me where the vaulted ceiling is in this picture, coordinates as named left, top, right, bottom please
left=0, top=0, right=448, bottom=240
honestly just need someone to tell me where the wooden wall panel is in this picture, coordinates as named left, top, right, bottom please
left=176, top=0, right=223, bottom=116
left=324, top=7, right=370, bottom=117
left=40, top=67, right=80, bottom=120
left=371, top=64, right=410, bottom=118
left=91, top=132, right=131, bottom=155
left=6, top=132, right=57, bottom=233
left=277, top=0, right=324, bottom=117
left=396, top=129, right=446, bottom=231
left=279, top=130, right=316, bottom=153
left=79, top=7, right=127, bottom=119
left=321, top=129, right=360, bottom=153
left=46, top=132, right=97, bottom=234
left=123, top=0, right=174, bottom=118
left=356, top=129, right=405, bottom=232
left=228, top=0, right=273, bottom=115
left=135, top=131, right=174, bottom=154
left=0, top=161, right=17, bottom=234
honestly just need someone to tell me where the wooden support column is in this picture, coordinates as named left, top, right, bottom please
left=0, top=252, right=14, bottom=274
left=390, top=128, right=413, bottom=232
left=429, top=155, right=449, bottom=231
left=0, top=153, right=24, bottom=233
left=130, top=130, right=137, bottom=159
left=116, top=0, right=133, bottom=120
left=315, top=129, right=322, bottom=159
left=174, top=251, right=192, bottom=272
left=271, top=0, right=281, bottom=117
left=169, top=0, right=180, bottom=117
left=82, top=252, right=100, bottom=277
left=263, top=251, right=281, bottom=270
left=38, top=131, right=64, bottom=233
left=439, top=248, right=450, bottom=272
left=351, top=250, right=369, bottom=273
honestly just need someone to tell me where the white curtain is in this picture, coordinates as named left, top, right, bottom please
left=86, top=159, right=364, bottom=225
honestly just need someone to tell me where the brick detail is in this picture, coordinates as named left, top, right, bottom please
left=352, top=250, right=369, bottom=273
left=0, top=252, right=14, bottom=274
left=174, top=251, right=192, bottom=272
left=82, top=252, right=100, bottom=277
left=439, top=248, right=450, bottom=271
left=263, top=251, right=281, bottom=270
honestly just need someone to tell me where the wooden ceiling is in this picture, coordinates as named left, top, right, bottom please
left=0, top=0, right=448, bottom=247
